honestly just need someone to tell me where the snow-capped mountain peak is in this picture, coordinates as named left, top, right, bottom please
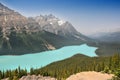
left=58, top=20, right=65, bottom=26
left=33, top=14, right=80, bottom=37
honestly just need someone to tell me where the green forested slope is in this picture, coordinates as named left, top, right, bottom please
left=0, top=30, right=83, bottom=55
left=32, top=54, right=120, bottom=80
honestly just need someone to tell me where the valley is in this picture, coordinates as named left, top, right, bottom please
left=0, top=1, right=120, bottom=80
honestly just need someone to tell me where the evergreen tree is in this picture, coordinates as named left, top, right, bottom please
left=30, top=68, right=34, bottom=75
left=112, top=54, right=120, bottom=68
left=0, top=71, right=2, bottom=80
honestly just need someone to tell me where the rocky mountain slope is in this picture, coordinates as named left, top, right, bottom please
left=0, top=3, right=88, bottom=55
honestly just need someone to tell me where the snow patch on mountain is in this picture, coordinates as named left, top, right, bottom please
left=58, top=20, right=65, bottom=26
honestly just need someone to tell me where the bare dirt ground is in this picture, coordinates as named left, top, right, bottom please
left=66, top=71, right=114, bottom=80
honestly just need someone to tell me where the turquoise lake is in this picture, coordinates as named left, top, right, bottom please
left=0, top=44, right=97, bottom=71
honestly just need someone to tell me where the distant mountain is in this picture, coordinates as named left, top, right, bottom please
left=0, top=3, right=89, bottom=55
left=92, top=31, right=120, bottom=43
left=89, top=31, right=120, bottom=56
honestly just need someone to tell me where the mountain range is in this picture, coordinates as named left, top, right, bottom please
left=89, top=31, right=120, bottom=56
left=0, top=2, right=120, bottom=56
left=91, top=31, right=120, bottom=44
left=0, top=3, right=88, bottom=55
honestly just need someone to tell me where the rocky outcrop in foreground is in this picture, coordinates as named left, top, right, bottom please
left=19, top=75, right=56, bottom=80
left=2, top=75, right=56, bottom=80
left=2, top=71, right=114, bottom=80
left=66, top=71, right=114, bottom=80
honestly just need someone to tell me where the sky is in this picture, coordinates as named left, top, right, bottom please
left=0, top=0, right=120, bottom=35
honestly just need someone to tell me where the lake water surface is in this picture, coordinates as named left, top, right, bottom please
left=0, top=44, right=97, bottom=71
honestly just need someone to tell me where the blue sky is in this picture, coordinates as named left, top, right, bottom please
left=0, top=0, right=120, bottom=35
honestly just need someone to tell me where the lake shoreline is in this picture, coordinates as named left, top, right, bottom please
left=0, top=44, right=97, bottom=71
